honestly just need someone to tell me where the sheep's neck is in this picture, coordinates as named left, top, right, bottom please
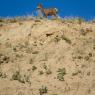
left=40, top=7, right=44, bottom=14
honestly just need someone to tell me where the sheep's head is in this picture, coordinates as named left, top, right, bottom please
left=37, top=3, right=43, bottom=9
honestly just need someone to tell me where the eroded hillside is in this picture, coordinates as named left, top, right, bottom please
left=0, top=18, right=95, bottom=95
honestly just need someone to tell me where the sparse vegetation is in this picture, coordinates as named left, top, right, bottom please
left=32, top=65, right=37, bottom=71
left=0, top=54, right=10, bottom=64
left=12, top=70, right=31, bottom=84
left=0, top=72, right=7, bottom=78
left=12, top=70, right=25, bottom=83
left=0, top=17, right=95, bottom=95
left=62, top=17, right=85, bottom=24
left=0, top=68, right=7, bottom=78
left=57, top=68, right=66, bottom=81
left=39, top=86, right=48, bottom=95
left=45, top=69, right=52, bottom=75
left=38, top=70, right=44, bottom=75
left=43, top=63, right=48, bottom=70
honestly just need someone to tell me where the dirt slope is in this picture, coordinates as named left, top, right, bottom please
left=0, top=18, right=95, bottom=95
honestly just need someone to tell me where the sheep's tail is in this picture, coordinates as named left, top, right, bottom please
left=55, top=8, right=58, bottom=13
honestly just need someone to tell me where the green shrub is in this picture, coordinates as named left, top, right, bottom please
left=39, top=86, right=48, bottom=95
left=46, top=69, right=52, bottom=75
left=39, top=70, right=44, bottom=75
left=32, top=66, right=37, bottom=71
left=57, top=68, right=66, bottom=81
left=12, top=70, right=31, bottom=84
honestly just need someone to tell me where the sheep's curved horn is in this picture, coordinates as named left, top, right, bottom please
left=55, top=8, right=58, bottom=13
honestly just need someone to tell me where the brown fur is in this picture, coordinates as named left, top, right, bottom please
left=37, top=3, right=58, bottom=18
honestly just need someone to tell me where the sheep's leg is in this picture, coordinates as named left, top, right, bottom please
left=45, top=15, right=47, bottom=18
left=43, top=14, right=47, bottom=18
left=54, top=14, right=58, bottom=18
left=53, top=14, right=58, bottom=19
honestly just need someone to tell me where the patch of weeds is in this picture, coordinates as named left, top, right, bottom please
left=57, top=68, right=66, bottom=81
left=11, top=68, right=31, bottom=84
left=13, top=47, right=17, bottom=52
left=9, top=18, right=18, bottom=23
left=39, top=86, right=48, bottom=95
left=12, top=70, right=31, bottom=84
left=46, top=69, right=52, bottom=75
left=80, top=29, right=86, bottom=36
left=12, top=71, right=24, bottom=83
left=62, top=35, right=71, bottom=44
left=0, top=54, right=10, bottom=64
left=78, top=18, right=85, bottom=24
left=43, top=64, right=52, bottom=75
left=88, top=53, right=92, bottom=57
left=39, top=70, right=44, bottom=75
left=25, top=47, right=32, bottom=53
left=43, top=63, right=47, bottom=70
left=23, top=74, right=31, bottom=84
left=84, top=56, right=90, bottom=61
left=3, top=56, right=10, bottom=63
left=15, top=54, right=23, bottom=59
left=32, top=65, right=37, bottom=71
left=77, top=55, right=83, bottom=59
left=0, top=69, right=7, bottom=78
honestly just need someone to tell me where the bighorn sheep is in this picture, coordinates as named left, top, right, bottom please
left=37, top=3, right=58, bottom=18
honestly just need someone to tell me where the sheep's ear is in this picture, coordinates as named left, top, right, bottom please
left=39, top=3, right=42, bottom=6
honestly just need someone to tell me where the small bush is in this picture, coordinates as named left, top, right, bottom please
left=57, top=68, right=66, bottom=81
left=84, top=56, right=90, bottom=61
left=39, top=70, right=44, bottom=75
left=43, top=64, right=47, bottom=70
left=62, top=17, right=85, bottom=24
left=0, top=54, right=10, bottom=64
left=12, top=70, right=31, bottom=84
left=0, top=70, right=7, bottom=78
left=39, top=86, right=48, bottom=95
left=46, top=69, right=52, bottom=75
left=12, top=71, right=25, bottom=83
left=32, top=66, right=37, bottom=71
